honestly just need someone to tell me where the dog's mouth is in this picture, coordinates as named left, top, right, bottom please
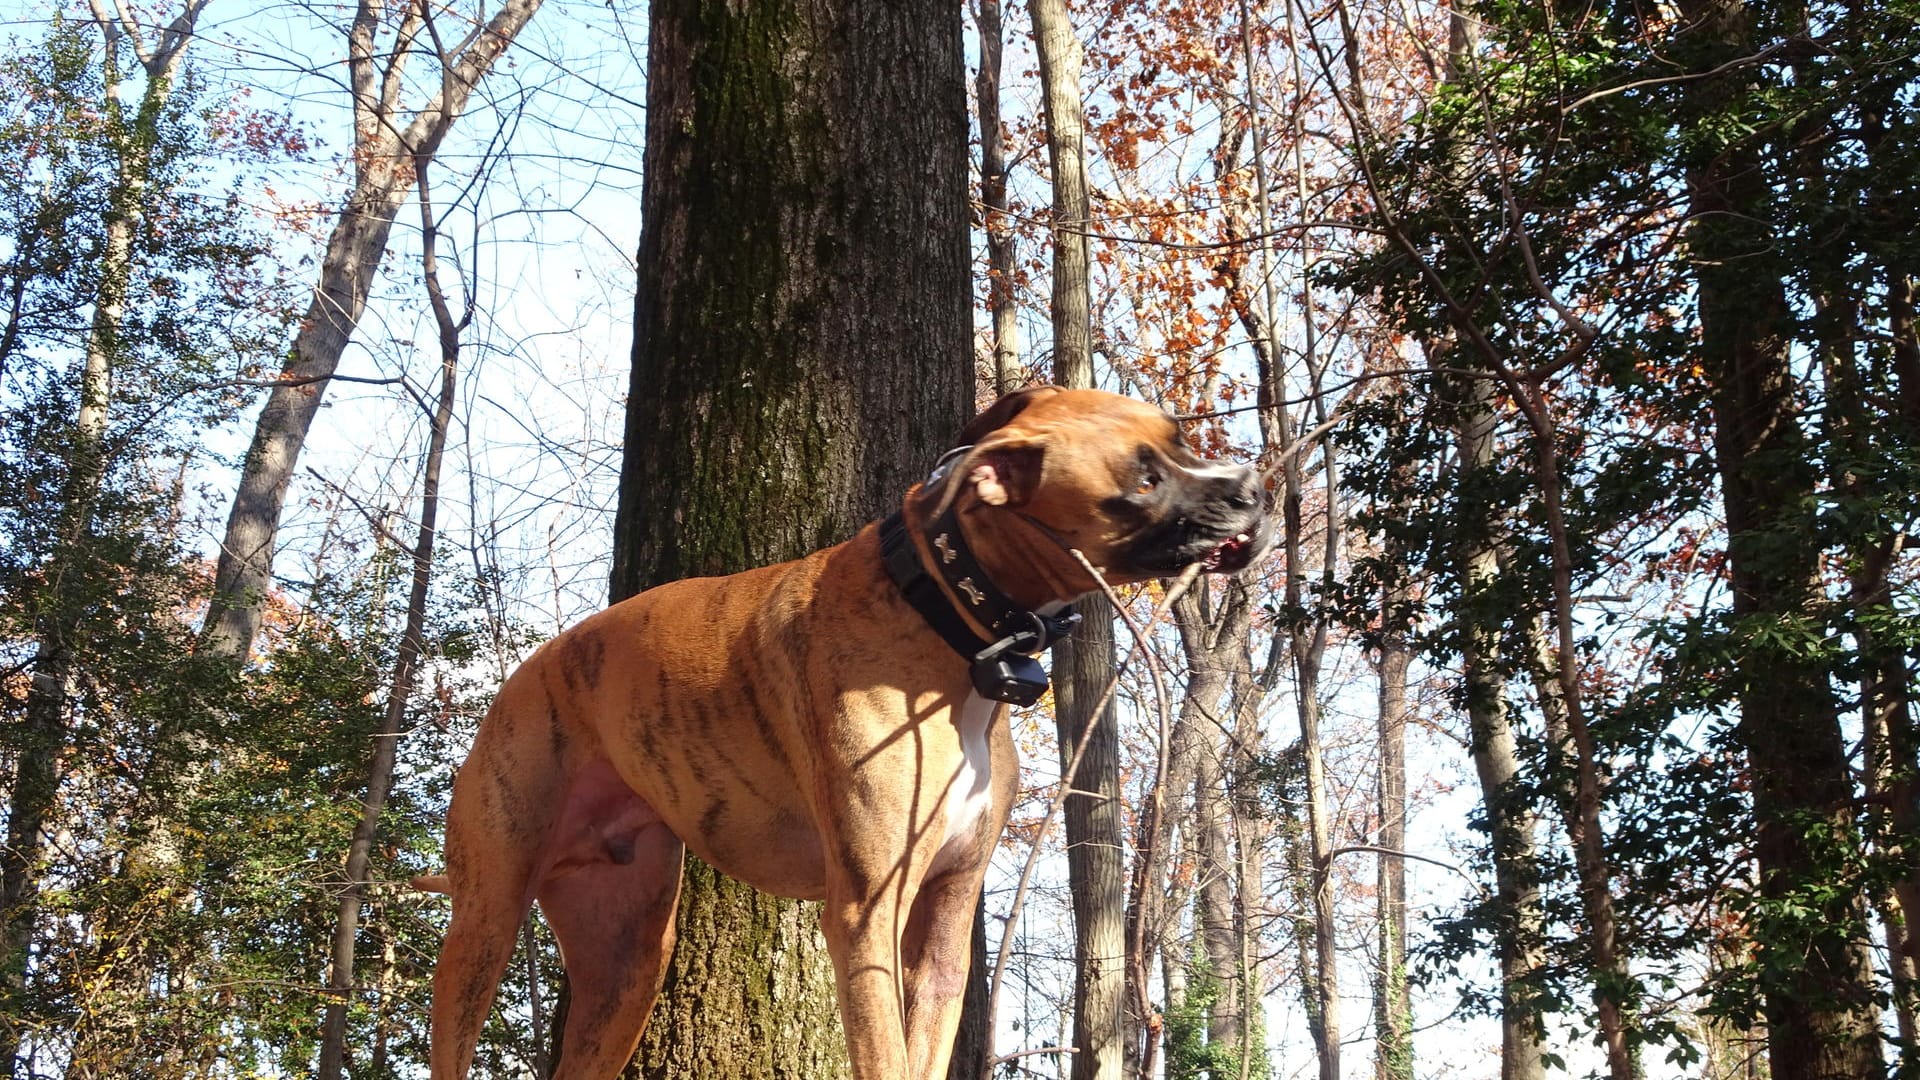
left=1120, top=511, right=1270, bottom=577
left=1199, top=530, right=1256, bottom=573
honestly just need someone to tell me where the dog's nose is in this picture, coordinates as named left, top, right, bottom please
left=1223, top=468, right=1260, bottom=511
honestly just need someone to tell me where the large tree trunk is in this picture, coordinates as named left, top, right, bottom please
left=1029, top=2, right=1128, bottom=1077
left=200, top=0, right=544, bottom=659
left=1678, top=3, right=1884, bottom=1075
left=607, top=0, right=970, bottom=1073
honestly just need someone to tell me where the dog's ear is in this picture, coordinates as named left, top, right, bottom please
left=965, top=439, right=1045, bottom=508
left=929, top=434, right=1046, bottom=516
left=954, top=385, right=1062, bottom=447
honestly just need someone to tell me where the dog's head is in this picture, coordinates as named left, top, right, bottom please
left=924, top=386, right=1274, bottom=597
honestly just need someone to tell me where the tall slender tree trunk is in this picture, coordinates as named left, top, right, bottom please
left=1678, top=4, right=1885, bottom=1075
left=1227, top=655, right=1269, bottom=1080
left=1233, top=5, right=1342, bottom=1071
left=200, top=0, right=544, bottom=659
left=0, top=12, right=193, bottom=1067
left=1136, top=582, right=1253, bottom=1078
left=1194, top=721, right=1243, bottom=1058
left=1373, top=580, right=1412, bottom=1080
left=315, top=157, right=467, bottom=1080
left=1450, top=360, right=1549, bottom=1080
left=608, top=0, right=970, bottom=1073
left=1029, top=2, right=1127, bottom=1076
left=1855, top=90, right=1920, bottom=1039
left=976, top=0, right=1019, bottom=395
left=1521, top=605, right=1636, bottom=1079
left=961, top=26, right=1017, bottom=1066
left=1424, top=13, right=1548, bottom=1077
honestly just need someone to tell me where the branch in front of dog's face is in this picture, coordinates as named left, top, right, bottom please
left=1255, top=403, right=1350, bottom=494
left=981, top=557, right=1203, bottom=1079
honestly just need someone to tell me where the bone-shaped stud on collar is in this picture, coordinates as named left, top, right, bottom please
left=956, top=577, right=985, bottom=606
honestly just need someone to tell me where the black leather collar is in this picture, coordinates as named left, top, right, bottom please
left=879, top=505, right=1080, bottom=706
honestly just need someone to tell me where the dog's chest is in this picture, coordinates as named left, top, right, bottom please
left=937, top=692, right=999, bottom=856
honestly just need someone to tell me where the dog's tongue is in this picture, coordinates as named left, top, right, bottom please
left=1200, top=532, right=1252, bottom=571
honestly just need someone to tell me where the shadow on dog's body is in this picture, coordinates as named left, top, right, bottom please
left=425, top=388, right=1271, bottom=1080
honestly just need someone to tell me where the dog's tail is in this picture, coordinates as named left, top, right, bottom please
left=409, top=873, right=452, bottom=895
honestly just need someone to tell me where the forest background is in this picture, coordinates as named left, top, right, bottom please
left=0, top=0, right=1915, bottom=1078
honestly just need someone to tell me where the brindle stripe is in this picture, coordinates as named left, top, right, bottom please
left=653, top=667, right=675, bottom=729
left=628, top=699, right=680, bottom=806
left=548, top=701, right=569, bottom=762
left=568, top=628, right=606, bottom=690
left=738, top=676, right=789, bottom=768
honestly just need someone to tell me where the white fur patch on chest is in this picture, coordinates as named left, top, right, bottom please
left=939, top=691, right=998, bottom=854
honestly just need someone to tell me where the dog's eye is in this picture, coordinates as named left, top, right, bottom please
left=1136, top=472, right=1160, bottom=495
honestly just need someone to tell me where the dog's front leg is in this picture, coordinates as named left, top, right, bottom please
left=900, top=866, right=989, bottom=1079
left=821, top=880, right=913, bottom=1079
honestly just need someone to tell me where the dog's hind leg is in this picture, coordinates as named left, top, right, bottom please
left=429, top=789, right=548, bottom=1080
left=429, top=879, right=532, bottom=1080
left=539, top=770, right=686, bottom=1079
left=430, top=677, right=573, bottom=1080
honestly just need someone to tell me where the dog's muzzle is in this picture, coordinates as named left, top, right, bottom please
left=1123, top=464, right=1273, bottom=575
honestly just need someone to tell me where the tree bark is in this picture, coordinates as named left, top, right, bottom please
left=1194, top=714, right=1242, bottom=1061
left=976, top=0, right=1019, bottom=395
left=200, top=0, right=544, bottom=660
left=1029, top=2, right=1127, bottom=1077
left=1135, top=581, right=1253, bottom=1078
left=1854, top=87, right=1920, bottom=1039
left=608, top=0, right=971, bottom=1073
left=1030, top=0, right=1093, bottom=395
left=1051, top=608, right=1130, bottom=1080
left=1450, top=361, right=1549, bottom=1080
left=1373, top=585, right=1412, bottom=1080
left=1678, top=3, right=1885, bottom=1074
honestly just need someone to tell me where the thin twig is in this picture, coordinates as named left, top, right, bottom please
left=988, top=1045, right=1079, bottom=1066
left=982, top=562, right=1203, bottom=1078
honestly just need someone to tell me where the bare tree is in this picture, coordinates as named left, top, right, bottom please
left=200, top=0, right=545, bottom=660
left=1239, top=2, right=1341, bottom=1072
left=316, top=147, right=469, bottom=1080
